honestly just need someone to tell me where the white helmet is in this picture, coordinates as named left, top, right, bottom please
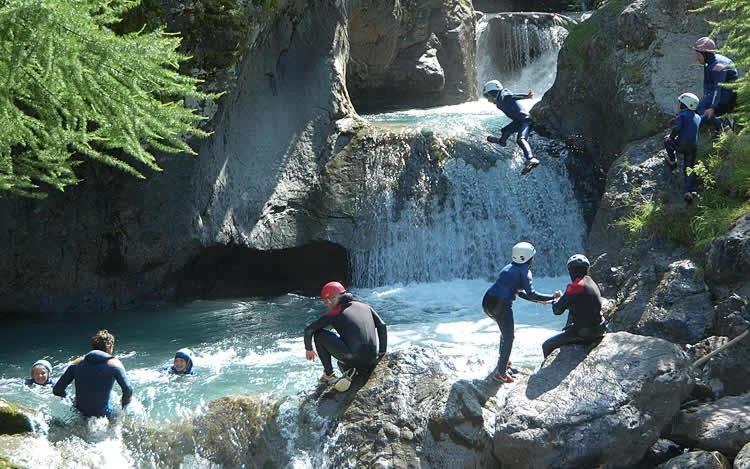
left=482, top=80, right=503, bottom=96
left=512, top=242, right=536, bottom=264
left=678, top=92, right=700, bottom=111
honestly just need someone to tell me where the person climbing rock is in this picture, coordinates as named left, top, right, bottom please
left=542, top=254, right=606, bottom=358
left=170, top=348, right=195, bottom=376
left=304, top=282, right=387, bottom=392
left=664, top=92, right=702, bottom=203
left=482, top=242, right=561, bottom=383
left=693, top=37, right=739, bottom=140
left=53, top=329, right=133, bottom=417
left=482, top=79, right=540, bottom=175
left=25, top=359, right=55, bottom=387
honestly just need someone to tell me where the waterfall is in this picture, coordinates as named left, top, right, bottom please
left=354, top=12, right=582, bottom=288
left=476, top=13, right=570, bottom=96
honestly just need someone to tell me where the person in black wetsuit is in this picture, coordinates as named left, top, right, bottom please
left=482, top=242, right=561, bottom=383
left=304, top=281, right=387, bottom=392
left=542, top=254, right=606, bottom=358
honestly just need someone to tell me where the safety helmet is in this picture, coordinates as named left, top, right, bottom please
left=566, top=254, right=590, bottom=272
left=693, top=37, right=717, bottom=53
left=511, top=242, right=536, bottom=264
left=320, top=281, right=346, bottom=300
left=482, top=80, right=503, bottom=97
left=678, top=92, right=700, bottom=111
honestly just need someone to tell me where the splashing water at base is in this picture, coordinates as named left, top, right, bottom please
left=0, top=277, right=568, bottom=467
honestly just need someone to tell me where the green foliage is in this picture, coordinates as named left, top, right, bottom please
left=700, top=0, right=750, bottom=127
left=0, top=0, right=211, bottom=198
left=617, top=132, right=750, bottom=252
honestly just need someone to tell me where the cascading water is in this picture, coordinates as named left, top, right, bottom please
left=0, top=11, right=583, bottom=469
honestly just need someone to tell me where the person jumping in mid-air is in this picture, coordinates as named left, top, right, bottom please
left=482, top=80, right=539, bottom=175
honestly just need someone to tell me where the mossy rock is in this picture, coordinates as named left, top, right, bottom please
left=0, top=455, right=19, bottom=469
left=0, top=400, right=34, bottom=436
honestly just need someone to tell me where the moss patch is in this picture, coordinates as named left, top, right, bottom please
left=0, top=400, right=33, bottom=436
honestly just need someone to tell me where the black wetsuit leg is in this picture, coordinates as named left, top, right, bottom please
left=500, top=120, right=520, bottom=144
left=483, top=293, right=515, bottom=373
left=680, top=142, right=698, bottom=193
left=516, top=119, right=533, bottom=161
left=314, top=330, right=354, bottom=375
left=542, top=328, right=587, bottom=358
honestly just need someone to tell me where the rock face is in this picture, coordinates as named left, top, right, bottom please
left=532, top=0, right=710, bottom=166
left=656, top=450, right=730, bottom=469
left=347, top=0, right=476, bottom=112
left=735, top=442, right=750, bottom=469
left=691, top=336, right=750, bottom=397
left=707, top=215, right=750, bottom=286
left=0, top=400, right=34, bottom=436
left=587, top=135, right=714, bottom=344
left=667, top=393, right=750, bottom=457
left=491, top=332, right=693, bottom=469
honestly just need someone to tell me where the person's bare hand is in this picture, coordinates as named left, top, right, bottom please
left=305, top=350, right=317, bottom=361
left=553, top=290, right=562, bottom=299
left=528, top=89, right=534, bottom=98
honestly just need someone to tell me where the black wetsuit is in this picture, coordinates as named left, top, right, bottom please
left=304, top=293, right=387, bottom=374
left=543, top=275, right=605, bottom=358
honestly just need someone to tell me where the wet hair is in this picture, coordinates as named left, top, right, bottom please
left=91, top=329, right=116, bottom=354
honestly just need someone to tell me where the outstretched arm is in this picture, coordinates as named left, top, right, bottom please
left=52, top=365, right=75, bottom=398
left=519, top=272, right=555, bottom=303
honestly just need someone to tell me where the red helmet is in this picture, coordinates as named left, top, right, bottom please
left=693, top=37, right=717, bottom=53
left=320, top=281, right=346, bottom=300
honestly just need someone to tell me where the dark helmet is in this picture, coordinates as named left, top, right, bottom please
left=566, top=254, right=590, bottom=279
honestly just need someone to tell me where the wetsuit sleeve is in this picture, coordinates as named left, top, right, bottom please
left=112, top=366, right=133, bottom=408
left=304, top=315, right=335, bottom=351
left=518, top=271, right=555, bottom=302
left=710, top=64, right=728, bottom=108
left=52, top=365, right=75, bottom=398
left=371, top=309, right=388, bottom=354
left=552, top=291, right=573, bottom=315
left=511, top=93, right=530, bottom=100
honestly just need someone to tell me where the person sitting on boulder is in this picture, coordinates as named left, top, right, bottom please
left=542, top=255, right=606, bottom=358
left=483, top=242, right=561, bottom=383
left=53, top=329, right=133, bottom=417
left=482, top=79, right=540, bottom=175
left=693, top=36, right=739, bottom=139
left=169, top=348, right=195, bottom=376
left=304, top=282, right=387, bottom=392
left=25, top=359, right=55, bottom=387
left=664, top=92, right=702, bottom=204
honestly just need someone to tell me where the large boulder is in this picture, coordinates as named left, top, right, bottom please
left=0, top=400, right=35, bottom=436
left=532, top=0, right=710, bottom=166
left=735, top=442, right=750, bottom=469
left=491, top=332, right=694, bottom=469
left=347, top=0, right=476, bottom=111
left=706, top=215, right=750, bottom=286
left=656, top=450, right=730, bottom=469
left=587, top=136, right=714, bottom=344
left=690, top=335, right=750, bottom=397
left=714, top=294, right=750, bottom=339
left=666, top=393, right=750, bottom=457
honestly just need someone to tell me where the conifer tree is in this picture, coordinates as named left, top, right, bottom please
left=0, top=0, right=210, bottom=198
left=703, top=0, right=750, bottom=129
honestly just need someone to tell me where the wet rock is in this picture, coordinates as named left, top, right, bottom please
left=0, top=400, right=35, bottom=436
left=629, top=439, right=683, bottom=468
left=533, top=0, right=711, bottom=166
left=735, top=442, right=750, bottom=469
left=347, top=0, right=476, bottom=111
left=492, top=332, right=693, bottom=468
left=690, top=335, right=750, bottom=397
left=666, top=393, right=750, bottom=457
left=713, top=294, right=750, bottom=339
left=587, top=136, right=715, bottom=344
left=656, top=450, right=730, bottom=469
left=707, top=215, right=750, bottom=285
left=617, top=1, right=656, bottom=49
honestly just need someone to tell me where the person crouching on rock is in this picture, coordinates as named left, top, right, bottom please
left=53, top=329, right=133, bottom=417
left=26, top=359, right=55, bottom=387
left=170, top=348, right=195, bottom=376
left=664, top=92, right=702, bottom=204
left=542, top=255, right=606, bottom=358
left=482, top=79, right=540, bottom=175
left=482, top=242, right=561, bottom=383
left=304, top=282, right=387, bottom=392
